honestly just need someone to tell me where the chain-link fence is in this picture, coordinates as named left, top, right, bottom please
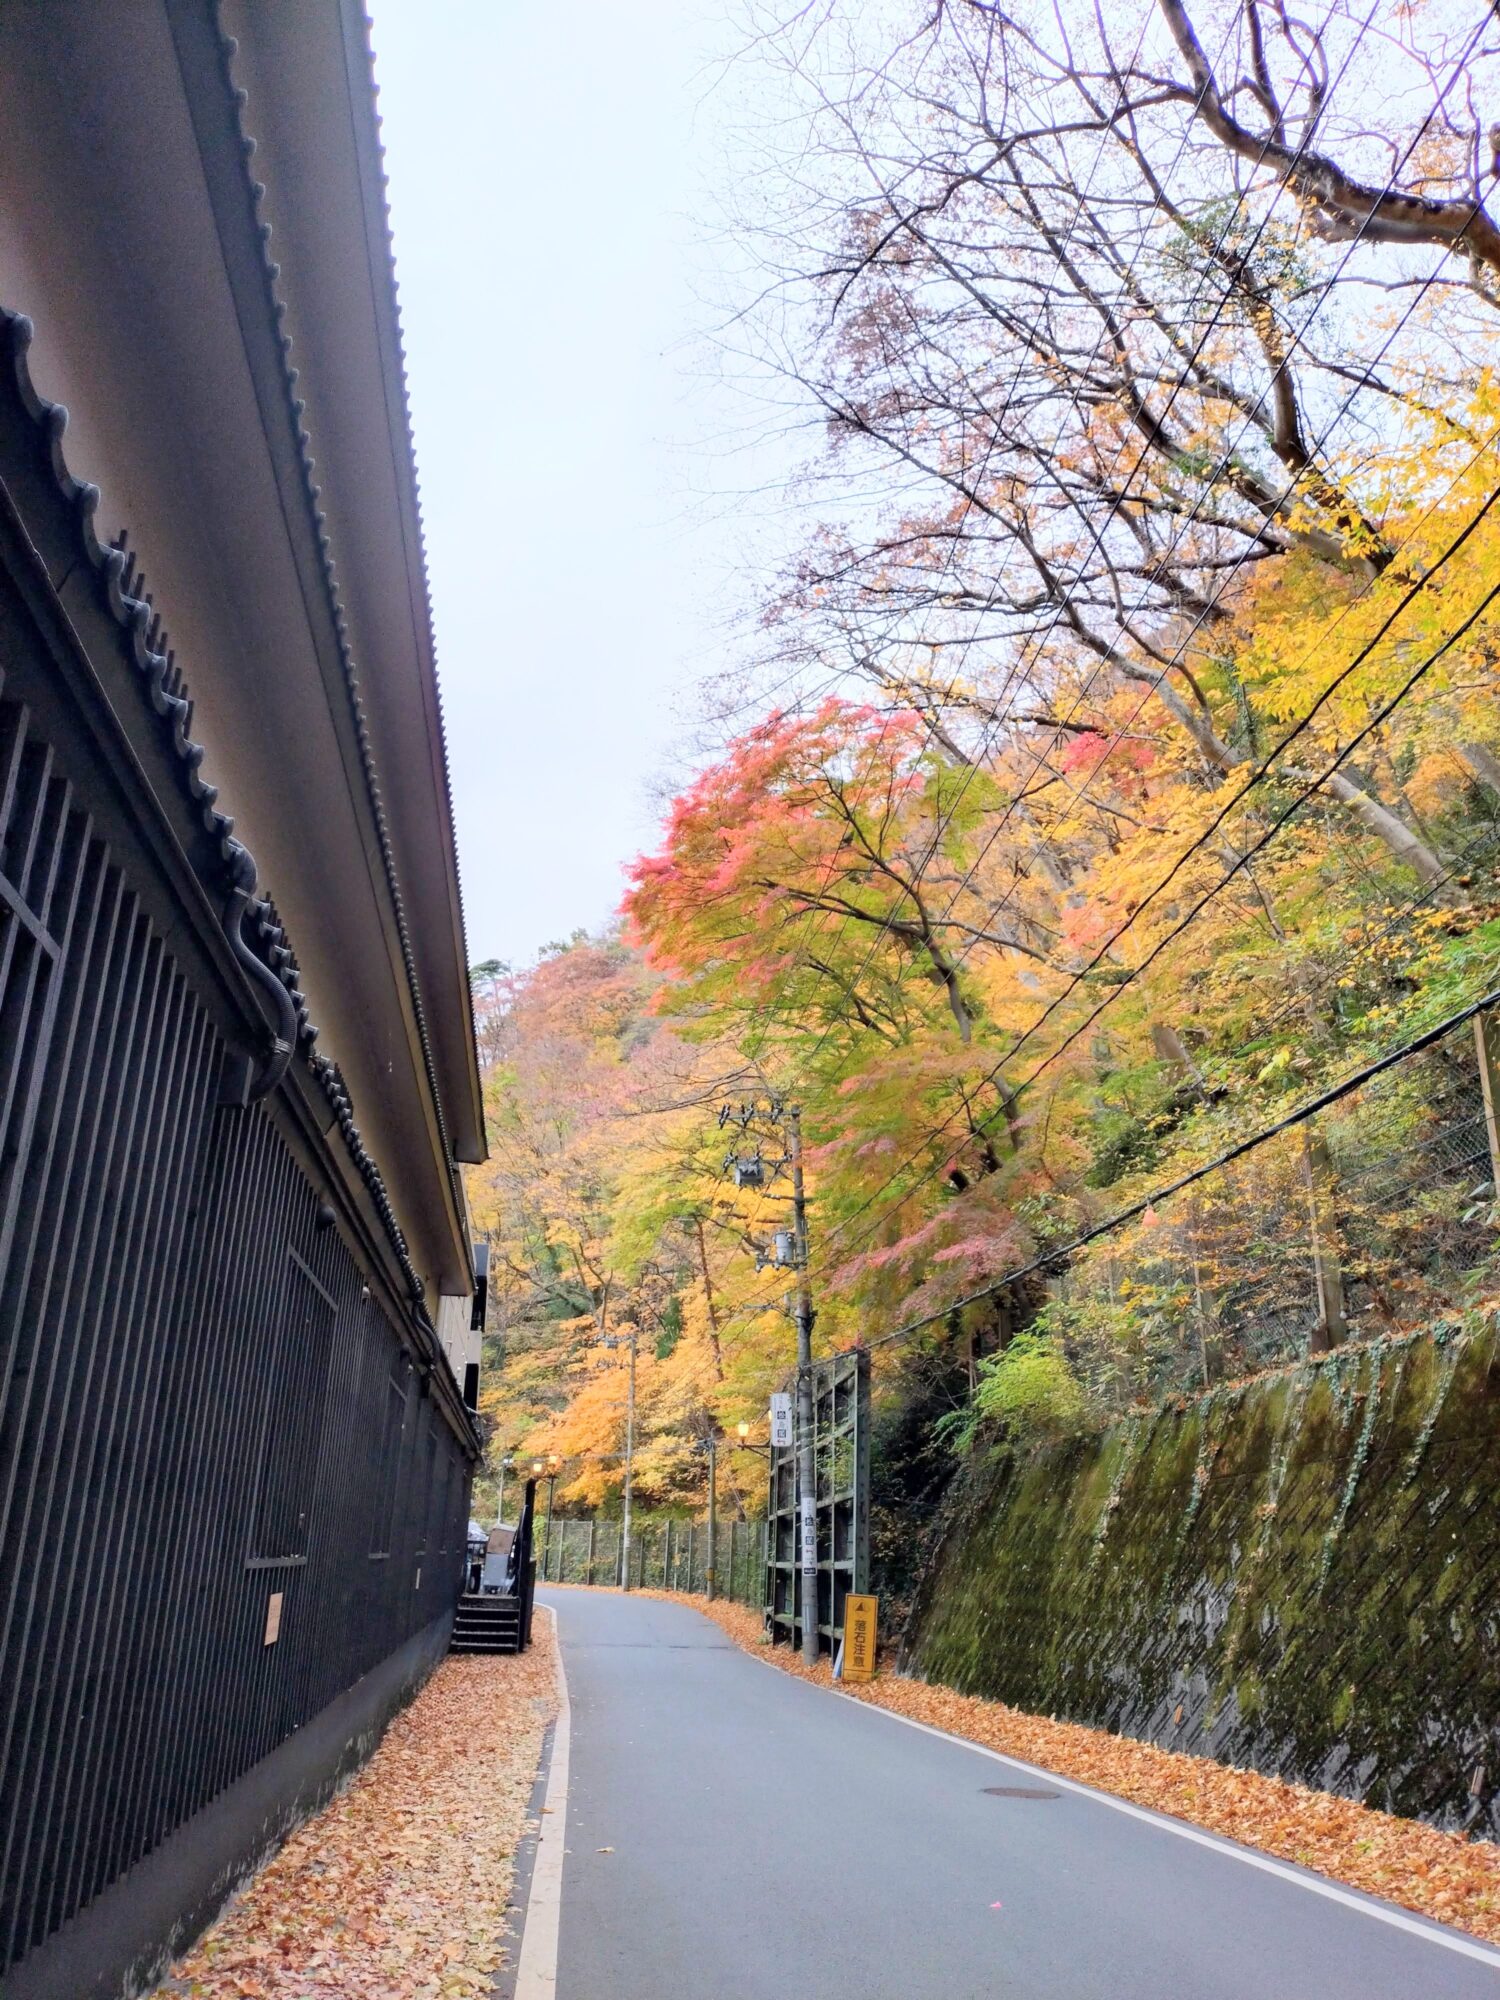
left=534, top=1513, right=769, bottom=1609
left=1024, top=1011, right=1500, bottom=1417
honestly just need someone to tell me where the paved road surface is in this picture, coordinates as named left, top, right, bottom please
left=533, top=1589, right=1500, bottom=2000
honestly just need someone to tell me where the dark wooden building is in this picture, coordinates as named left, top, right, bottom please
left=0, top=7, right=487, bottom=1995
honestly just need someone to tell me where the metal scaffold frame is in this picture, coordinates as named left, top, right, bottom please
left=765, top=1348, right=870, bottom=1654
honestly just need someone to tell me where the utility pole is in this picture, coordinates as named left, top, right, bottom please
left=720, top=1094, right=819, bottom=1661
left=494, top=1451, right=515, bottom=1529
left=705, top=1433, right=718, bottom=1601
left=789, top=1106, right=819, bottom=1666
left=621, top=1325, right=637, bottom=1592
left=597, top=1325, right=639, bottom=1586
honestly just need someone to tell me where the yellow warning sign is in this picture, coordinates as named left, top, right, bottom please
left=843, top=1594, right=878, bottom=1682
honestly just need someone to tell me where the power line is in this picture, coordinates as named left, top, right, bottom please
left=672, top=431, right=1500, bottom=1362
left=897, top=0, right=1496, bottom=999
left=656, top=6, right=1496, bottom=1359
left=749, top=0, right=1403, bottom=1102
left=791, top=75, right=1500, bottom=1267
left=861, top=977, right=1500, bottom=1357
left=723, top=0, right=1332, bottom=1083
left=807, top=494, right=1500, bottom=1277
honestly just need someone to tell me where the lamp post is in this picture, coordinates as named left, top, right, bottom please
left=599, top=1327, right=639, bottom=1590
left=732, top=1424, right=768, bottom=1472
left=529, top=1458, right=545, bottom=1577
left=538, top=1454, right=560, bottom=1579
left=706, top=1433, right=717, bottom=1599
left=731, top=1422, right=771, bottom=1465
left=693, top=1433, right=719, bottom=1601
left=494, top=1451, right=516, bottom=1529
left=720, top=1096, right=819, bottom=1663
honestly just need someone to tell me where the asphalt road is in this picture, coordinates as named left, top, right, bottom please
left=537, top=1588, right=1500, bottom=2000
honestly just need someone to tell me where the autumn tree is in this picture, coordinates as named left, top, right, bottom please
left=729, top=0, right=1500, bottom=877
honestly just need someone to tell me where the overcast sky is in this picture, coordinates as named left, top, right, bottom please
left=371, top=2, right=780, bottom=972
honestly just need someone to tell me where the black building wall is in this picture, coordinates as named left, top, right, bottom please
left=0, top=316, right=476, bottom=1996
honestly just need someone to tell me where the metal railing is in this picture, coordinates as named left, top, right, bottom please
left=536, top=1514, right=769, bottom=1609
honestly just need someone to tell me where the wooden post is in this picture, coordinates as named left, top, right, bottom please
left=1303, top=1126, right=1347, bottom=1352
left=586, top=1519, right=596, bottom=1587
left=1476, top=1011, right=1500, bottom=1202
left=665, top=1517, right=674, bottom=1589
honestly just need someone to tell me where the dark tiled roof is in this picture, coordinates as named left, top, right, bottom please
left=0, top=304, right=464, bottom=1408
left=212, top=8, right=460, bottom=1183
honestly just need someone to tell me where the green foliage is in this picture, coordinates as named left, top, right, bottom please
left=909, top=1322, right=1500, bottom=1831
left=944, top=1332, right=1089, bottom=1448
left=475, top=2, right=1500, bottom=1492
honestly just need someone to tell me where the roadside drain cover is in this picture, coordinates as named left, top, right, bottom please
left=982, top=1785, right=1059, bottom=1800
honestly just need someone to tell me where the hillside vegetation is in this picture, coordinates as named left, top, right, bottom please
left=470, top=0, right=1500, bottom=1517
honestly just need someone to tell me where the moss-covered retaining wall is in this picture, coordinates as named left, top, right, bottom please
left=903, top=1319, right=1500, bottom=1832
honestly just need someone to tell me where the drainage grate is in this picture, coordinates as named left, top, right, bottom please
left=982, top=1785, right=1060, bottom=1799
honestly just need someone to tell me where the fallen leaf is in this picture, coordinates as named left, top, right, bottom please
left=144, top=1619, right=561, bottom=1999
left=630, top=1586, right=1500, bottom=1948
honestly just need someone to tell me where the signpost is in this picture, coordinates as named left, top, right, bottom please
left=842, top=1594, right=878, bottom=1682
left=769, top=1392, right=792, bottom=1450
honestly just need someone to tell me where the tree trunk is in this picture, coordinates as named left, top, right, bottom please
left=1149, top=1022, right=1204, bottom=1089
left=1460, top=740, right=1500, bottom=797
left=1318, top=770, right=1446, bottom=888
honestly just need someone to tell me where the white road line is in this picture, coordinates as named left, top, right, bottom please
left=800, top=1667, right=1500, bottom=1970
left=514, top=1606, right=571, bottom=2000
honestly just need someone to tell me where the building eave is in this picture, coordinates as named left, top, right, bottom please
left=338, top=0, right=487, bottom=1164
left=0, top=0, right=480, bottom=1292
left=209, top=0, right=487, bottom=1168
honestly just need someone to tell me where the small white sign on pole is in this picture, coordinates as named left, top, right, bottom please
left=770, top=1392, right=793, bottom=1450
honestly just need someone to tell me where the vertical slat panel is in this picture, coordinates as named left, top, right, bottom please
left=47, top=976, right=211, bottom=1930
left=0, top=639, right=472, bottom=1975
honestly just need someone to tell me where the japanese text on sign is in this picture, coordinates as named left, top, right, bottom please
left=843, top=1594, right=877, bottom=1682
left=770, top=1392, right=792, bottom=1449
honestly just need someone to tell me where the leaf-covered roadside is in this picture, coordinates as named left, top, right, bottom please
left=642, top=1591, right=1500, bottom=1946
left=147, top=1636, right=558, bottom=2000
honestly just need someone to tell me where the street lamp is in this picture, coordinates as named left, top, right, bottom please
left=719, top=1094, right=818, bottom=1664
left=494, top=1451, right=516, bottom=1529
left=732, top=1421, right=769, bottom=1460
left=540, top=1454, right=561, bottom=1578
left=692, top=1433, right=719, bottom=1601
left=599, top=1327, right=639, bottom=1590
